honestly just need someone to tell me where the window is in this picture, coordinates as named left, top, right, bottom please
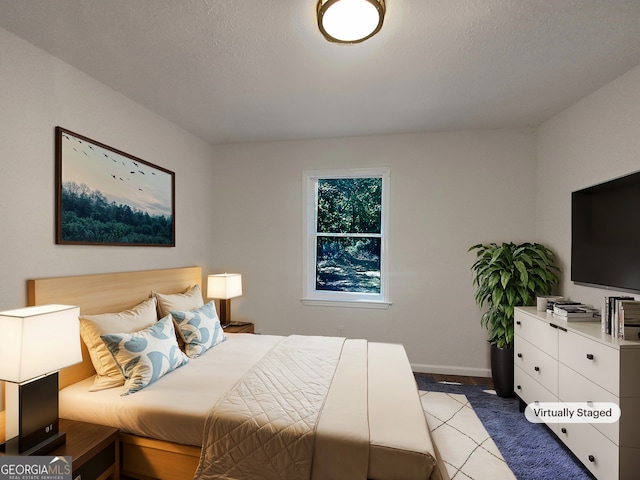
left=302, top=167, right=390, bottom=308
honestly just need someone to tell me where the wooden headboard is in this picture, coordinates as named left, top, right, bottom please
left=27, top=266, right=203, bottom=389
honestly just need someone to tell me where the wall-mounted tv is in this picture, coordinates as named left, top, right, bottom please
left=572, top=170, right=640, bottom=292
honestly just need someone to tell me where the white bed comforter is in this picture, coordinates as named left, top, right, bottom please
left=60, top=334, right=444, bottom=480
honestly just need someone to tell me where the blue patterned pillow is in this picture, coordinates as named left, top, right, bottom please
left=101, top=315, right=189, bottom=395
left=170, top=301, right=226, bottom=358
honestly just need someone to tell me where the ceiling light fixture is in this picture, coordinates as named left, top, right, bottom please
left=317, top=0, right=386, bottom=44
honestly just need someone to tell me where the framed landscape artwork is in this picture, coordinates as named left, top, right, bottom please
left=55, top=127, right=175, bottom=246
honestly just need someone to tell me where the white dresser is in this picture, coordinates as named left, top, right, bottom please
left=514, top=306, right=640, bottom=479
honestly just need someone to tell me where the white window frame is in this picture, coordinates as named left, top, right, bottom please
left=302, top=167, right=391, bottom=309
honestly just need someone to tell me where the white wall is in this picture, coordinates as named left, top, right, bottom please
left=0, top=24, right=543, bottom=380
left=536, top=64, right=640, bottom=307
left=211, top=130, right=537, bottom=375
left=0, top=27, right=218, bottom=312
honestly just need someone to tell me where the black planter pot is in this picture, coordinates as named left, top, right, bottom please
left=491, top=345, right=514, bottom=398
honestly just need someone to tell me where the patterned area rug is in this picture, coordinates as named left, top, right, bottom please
left=416, top=375, right=595, bottom=480
left=421, top=390, right=516, bottom=479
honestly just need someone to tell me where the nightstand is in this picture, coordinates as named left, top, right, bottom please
left=0, top=414, right=119, bottom=480
left=223, top=322, right=255, bottom=334
left=57, top=419, right=119, bottom=480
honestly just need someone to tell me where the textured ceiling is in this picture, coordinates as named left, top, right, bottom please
left=1, top=0, right=640, bottom=145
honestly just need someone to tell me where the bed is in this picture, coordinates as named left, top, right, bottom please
left=27, top=266, right=448, bottom=480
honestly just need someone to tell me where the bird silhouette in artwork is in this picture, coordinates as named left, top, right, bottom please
left=111, top=174, right=116, bottom=179
left=139, top=188, right=143, bottom=191
left=120, top=178, right=124, bottom=181
left=151, top=172, right=156, bottom=175
left=133, top=162, right=139, bottom=167
left=130, top=171, right=136, bottom=174
left=139, top=170, right=145, bottom=175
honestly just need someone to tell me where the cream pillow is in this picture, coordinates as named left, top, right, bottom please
left=79, top=297, right=158, bottom=391
left=153, top=284, right=204, bottom=318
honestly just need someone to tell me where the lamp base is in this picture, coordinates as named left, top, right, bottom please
left=0, top=431, right=66, bottom=456
left=219, top=298, right=231, bottom=325
left=5, top=372, right=64, bottom=455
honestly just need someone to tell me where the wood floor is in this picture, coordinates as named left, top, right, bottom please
left=417, top=372, right=494, bottom=389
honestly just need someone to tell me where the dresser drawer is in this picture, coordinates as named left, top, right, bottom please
left=514, top=310, right=557, bottom=358
left=514, top=366, right=559, bottom=436
left=559, top=330, right=619, bottom=395
left=558, top=422, right=618, bottom=480
left=515, top=335, right=558, bottom=395
left=559, top=363, right=619, bottom=445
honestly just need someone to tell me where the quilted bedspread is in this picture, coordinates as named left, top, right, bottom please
left=194, top=335, right=356, bottom=480
left=194, top=335, right=442, bottom=480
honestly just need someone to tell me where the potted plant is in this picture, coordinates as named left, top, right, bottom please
left=469, top=242, right=560, bottom=397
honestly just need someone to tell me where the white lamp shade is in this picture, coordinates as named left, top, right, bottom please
left=0, top=304, right=82, bottom=384
left=207, top=274, right=243, bottom=300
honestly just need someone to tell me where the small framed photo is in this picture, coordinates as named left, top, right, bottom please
left=55, top=127, right=175, bottom=246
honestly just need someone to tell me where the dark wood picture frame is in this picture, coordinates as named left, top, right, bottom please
left=55, top=127, right=175, bottom=246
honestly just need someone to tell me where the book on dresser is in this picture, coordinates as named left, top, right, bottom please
left=603, top=296, right=634, bottom=335
left=552, top=304, right=599, bottom=321
left=546, top=300, right=582, bottom=314
left=618, top=300, right=640, bottom=340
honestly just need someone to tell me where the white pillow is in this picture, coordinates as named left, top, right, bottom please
left=153, top=284, right=204, bottom=318
left=170, top=302, right=226, bottom=358
left=79, top=297, right=158, bottom=391
left=100, top=315, right=189, bottom=396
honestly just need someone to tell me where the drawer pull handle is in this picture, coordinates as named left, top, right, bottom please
left=516, top=385, right=521, bottom=390
left=517, top=353, right=522, bottom=358
left=561, top=427, right=567, bottom=434
left=516, top=321, right=521, bottom=325
left=588, top=455, right=595, bottom=463
left=586, top=353, right=594, bottom=360
left=534, top=366, right=540, bottom=372
left=550, top=323, right=559, bottom=329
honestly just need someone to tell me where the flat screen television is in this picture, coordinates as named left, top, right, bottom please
left=572, top=170, right=640, bottom=292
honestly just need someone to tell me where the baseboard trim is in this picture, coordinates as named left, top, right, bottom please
left=411, top=363, right=491, bottom=378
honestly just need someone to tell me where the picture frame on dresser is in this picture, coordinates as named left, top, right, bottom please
left=55, top=127, right=175, bottom=247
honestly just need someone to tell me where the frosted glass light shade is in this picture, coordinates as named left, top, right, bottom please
left=207, top=274, right=243, bottom=300
left=0, top=304, right=81, bottom=383
left=317, top=0, right=385, bottom=44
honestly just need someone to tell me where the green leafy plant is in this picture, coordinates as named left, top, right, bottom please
left=469, top=242, right=560, bottom=349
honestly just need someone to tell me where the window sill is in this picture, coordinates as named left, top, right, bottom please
left=300, top=298, right=392, bottom=309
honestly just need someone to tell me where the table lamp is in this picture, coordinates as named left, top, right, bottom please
left=207, top=273, right=242, bottom=325
left=0, top=304, right=81, bottom=455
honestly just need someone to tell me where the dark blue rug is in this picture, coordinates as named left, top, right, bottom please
left=415, top=374, right=595, bottom=480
